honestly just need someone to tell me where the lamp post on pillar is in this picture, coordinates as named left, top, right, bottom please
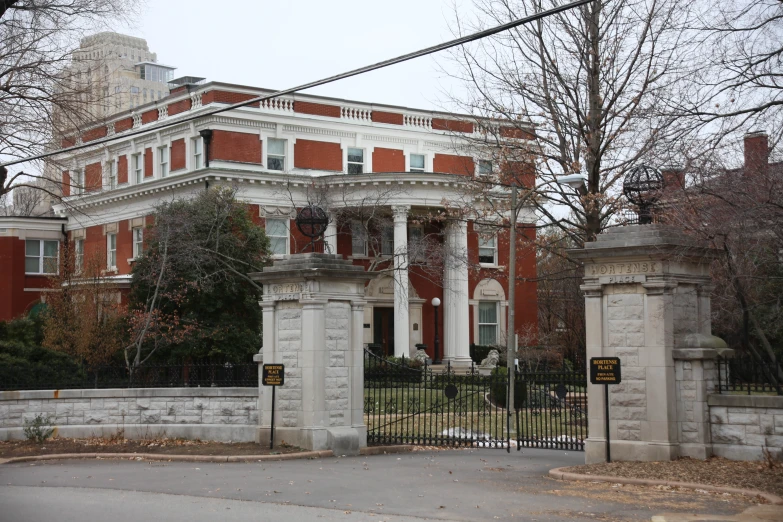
left=432, top=297, right=441, bottom=364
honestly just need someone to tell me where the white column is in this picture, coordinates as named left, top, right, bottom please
left=392, top=205, right=410, bottom=357
left=324, top=212, right=338, bottom=255
left=443, top=220, right=471, bottom=364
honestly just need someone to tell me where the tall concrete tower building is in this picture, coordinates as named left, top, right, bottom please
left=66, top=32, right=176, bottom=120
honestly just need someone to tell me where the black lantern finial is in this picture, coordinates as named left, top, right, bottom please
left=295, top=204, right=329, bottom=252
left=622, top=165, right=664, bottom=225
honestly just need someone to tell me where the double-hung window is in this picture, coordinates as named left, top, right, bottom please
left=106, top=160, right=117, bottom=190
left=267, top=139, right=286, bottom=171
left=75, top=239, right=84, bottom=273
left=478, top=302, right=499, bottom=345
left=193, top=138, right=203, bottom=170
left=159, top=145, right=169, bottom=177
left=351, top=221, right=367, bottom=257
left=478, top=160, right=493, bottom=176
left=409, top=154, right=425, bottom=172
left=73, top=169, right=85, bottom=195
left=381, top=226, right=394, bottom=256
left=25, top=239, right=59, bottom=274
left=132, top=227, right=144, bottom=259
left=408, top=225, right=425, bottom=262
left=266, top=218, right=289, bottom=256
left=107, top=233, right=117, bottom=270
left=347, top=148, right=364, bottom=174
left=478, top=228, right=497, bottom=265
left=133, top=154, right=143, bottom=184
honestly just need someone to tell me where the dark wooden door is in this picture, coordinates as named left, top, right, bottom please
left=373, top=307, right=395, bottom=357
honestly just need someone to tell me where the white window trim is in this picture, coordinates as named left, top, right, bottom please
left=132, top=227, right=143, bottom=259
left=24, top=239, right=59, bottom=275
left=158, top=144, right=169, bottom=178
left=346, top=147, right=366, bottom=175
left=105, top=159, right=117, bottom=190
left=72, top=168, right=85, bottom=195
left=107, top=233, right=117, bottom=270
left=75, top=238, right=84, bottom=273
left=477, top=301, right=500, bottom=346
left=133, top=153, right=143, bottom=184
left=191, top=136, right=203, bottom=171
left=477, top=159, right=493, bottom=176
left=408, top=225, right=425, bottom=263
left=408, top=153, right=427, bottom=173
left=265, top=217, right=290, bottom=258
left=350, top=220, right=368, bottom=258
left=266, top=137, right=287, bottom=172
left=477, top=226, right=498, bottom=266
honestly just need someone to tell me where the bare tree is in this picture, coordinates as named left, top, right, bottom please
left=0, top=0, right=138, bottom=201
left=674, top=0, right=783, bottom=150
left=444, top=0, right=695, bottom=244
left=663, top=152, right=783, bottom=385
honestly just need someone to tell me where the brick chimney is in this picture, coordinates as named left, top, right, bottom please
left=743, top=131, right=769, bottom=176
left=660, top=165, right=684, bottom=192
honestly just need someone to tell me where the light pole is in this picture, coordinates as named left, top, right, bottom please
left=431, top=297, right=441, bottom=364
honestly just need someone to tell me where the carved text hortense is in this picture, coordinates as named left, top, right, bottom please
left=589, top=262, right=658, bottom=276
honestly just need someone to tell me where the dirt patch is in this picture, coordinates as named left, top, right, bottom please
left=562, top=456, right=783, bottom=498
left=0, top=437, right=305, bottom=458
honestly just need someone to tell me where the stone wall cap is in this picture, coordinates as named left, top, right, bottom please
left=708, top=393, right=783, bottom=409
left=675, top=333, right=728, bottom=351
left=672, top=348, right=718, bottom=360
left=568, top=225, right=716, bottom=261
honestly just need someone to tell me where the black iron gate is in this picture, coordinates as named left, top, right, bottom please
left=364, top=350, right=587, bottom=451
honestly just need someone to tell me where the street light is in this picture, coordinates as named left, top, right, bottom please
left=556, top=174, right=587, bottom=193
left=431, top=297, right=441, bottom=364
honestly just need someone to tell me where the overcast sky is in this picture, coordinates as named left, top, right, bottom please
left=128, top=0, right=471, bottom=112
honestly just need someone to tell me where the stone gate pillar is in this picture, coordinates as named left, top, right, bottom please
left=571, top=225, right=727, bottom=463
left=250, top=254, right=376, bottom=455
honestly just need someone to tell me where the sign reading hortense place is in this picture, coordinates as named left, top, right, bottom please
left=590, top=357, right=621, bottom=385
left=262, top=364, right=285, bottom=386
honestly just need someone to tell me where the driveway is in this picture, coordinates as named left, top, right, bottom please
left=0, top=448, right=754, bottom=521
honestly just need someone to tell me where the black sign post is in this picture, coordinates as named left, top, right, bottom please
left=590, top=357, right=621, bottom=463
left=262, top=364, right=285, bottom=450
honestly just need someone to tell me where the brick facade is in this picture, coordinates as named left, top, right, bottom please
left=170, top=138, right=186, bottom=171
left=294, top=101, right=341, bottom=118
left=433, top=153, right=474, bottom=175
left=144, top=147, right=153, bottom=178
left=210, top=131, right=262, bottom=164
left=372, top=147, right=405, bottom=173
left=85, top=162, right=102, bottom=192
left=117, top=156, right=128, bottom=184
left=294, top=139, right=342, bottom=171
left=141, top=109, right=158, bottom=125
left=371, top=111, right=404, bottom=125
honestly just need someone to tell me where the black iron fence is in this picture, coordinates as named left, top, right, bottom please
left=1, top=361, right=258, bottom=391
left=364, top=350, right=587, bottom=450
left=717, top=355, right=782, bottom=395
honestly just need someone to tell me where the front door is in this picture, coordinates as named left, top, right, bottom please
left=373, top=307, right=395, bottom=357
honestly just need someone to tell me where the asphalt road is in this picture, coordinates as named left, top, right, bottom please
left=0, top=448, right=753, bottom=522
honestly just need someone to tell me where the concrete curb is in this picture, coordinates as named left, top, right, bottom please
left=0, top=445, right=413, bottom=465
left=1, top=450, right=334, bottom=464
left=548, top=467, right=783, bottom=505
left=359, top=445, right=414, bottom=456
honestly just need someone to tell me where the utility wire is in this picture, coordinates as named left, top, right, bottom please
left=1, top=0, right=593, bottom=168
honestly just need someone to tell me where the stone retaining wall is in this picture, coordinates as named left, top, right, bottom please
left=708, top=394, right=783, bottom=460
left=0, top=388, right=260, bottom=442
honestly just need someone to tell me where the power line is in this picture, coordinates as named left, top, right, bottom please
left=1, top=0, right=593, bottom=168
